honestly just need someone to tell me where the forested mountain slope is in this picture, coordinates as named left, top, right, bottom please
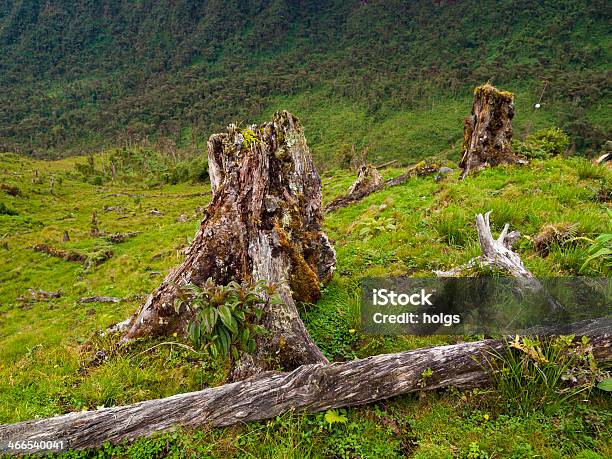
left=0, top=0, right=610, bottom=161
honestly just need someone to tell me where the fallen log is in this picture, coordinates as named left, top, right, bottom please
left=324, top=160, right=439, bottom=213
left=78, top=296, right=122, bottom=304
left=1, top=317, right=609, bottom=455
left=27, top=289, right=61, bottom=300
left=31, top=244, right=113, bottom=270
left=31, top=244, right=86, bottom=263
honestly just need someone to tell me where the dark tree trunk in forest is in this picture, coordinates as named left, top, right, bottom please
left=121, top=111, right=335, bottom=379
left=460, top=83, right=523, bottom=179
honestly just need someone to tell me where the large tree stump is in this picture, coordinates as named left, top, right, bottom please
left=121, top=111, right=335, bottom=379
left=460, top=83, right=523, bottom=179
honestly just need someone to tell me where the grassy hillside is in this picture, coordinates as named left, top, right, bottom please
left=0, top=151, right=610, bottom=457
left=0, top=0, right=610, bottom=160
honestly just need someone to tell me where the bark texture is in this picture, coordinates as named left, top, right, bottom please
left=346, top=164, right=383, bottom=196
left=324, top=161, right=438, bottom=213
left=1, top=318, right=609, bottom=455
left=460, top=83, right=523, bottom=179
left=121, top=111, right=334, bottom=379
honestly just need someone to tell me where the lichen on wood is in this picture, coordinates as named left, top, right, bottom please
left=120, top=111, right=335, bottom=380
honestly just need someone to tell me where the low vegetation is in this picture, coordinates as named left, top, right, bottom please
left=1, top=147, right=610, bottom=457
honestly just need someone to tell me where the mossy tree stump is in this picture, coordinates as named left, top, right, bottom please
left=460, top=83, right=523, bottom=179
left=121, top=111, right=335, bottom=380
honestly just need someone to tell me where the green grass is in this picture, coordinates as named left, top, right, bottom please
left=0, top=152, right=611, bottom=457
left=264, top=86, right=560, bottom=169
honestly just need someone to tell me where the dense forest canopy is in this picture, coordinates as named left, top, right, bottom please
left=0, top=0, right=610, bottom=158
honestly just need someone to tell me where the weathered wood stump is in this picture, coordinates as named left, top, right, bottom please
left=121, top=111, right=335, bottom=379
left=460, top=83, right=524, bottom=179
left=435, top=211, right=564, bottom=311
left=347, top=164, right=383, bottom=196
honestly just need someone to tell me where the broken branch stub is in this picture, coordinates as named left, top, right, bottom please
left=121, top=111, right=335, bottom=379
left=435, top=211, right=564, bottom=311
left=460, top=83, right=524, bottom=179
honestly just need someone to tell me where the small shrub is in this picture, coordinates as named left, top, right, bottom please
left=575, top=160, right=606, bottom=181
left=532, top=222, right=578, bottom=257
left=90, top=175, right=104, bottom=186
left=434, top=206, right=470, bottom=246
left=490, top=335, right=603, bottom=415
left=186, top=156, right=208, bottom=183
left=549, top=244, right=589, bottom=274
left=178, top=279, right=281, bottom=359
left=0, top=202, right=18, bottom=215
left=516, top=127, right=570, bottom=159
left=579, top=211, right=612, bottom=274
left=463, top=442, right=489, bottom=459
left=356, top=216, right=396, bottom=241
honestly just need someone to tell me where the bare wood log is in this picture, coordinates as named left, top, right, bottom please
left=78, top=296, right=122, bottom=304
left=594, top=153, right=610, bottom=165
left=460, top=83, right=525, bottom=179
left=31, top=244, right=87, bottom=263
left=27, top=289, right=61, bottom=300
left=121, top=111, right=335, bottom=380
left=1, top=318, right=609, bottom=455
left=435, top=211, right=563, bottom=310
left=324, top=161, right=438, bottom=213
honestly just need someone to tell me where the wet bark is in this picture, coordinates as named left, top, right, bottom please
left=460, top=83, right=524, bottom=179
left=120, top=111, right=335, bottom=379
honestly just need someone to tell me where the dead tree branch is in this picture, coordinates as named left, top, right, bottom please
left=435, top=211, right=563, bottom=310
left=324, top=161, right=439, bottom=213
